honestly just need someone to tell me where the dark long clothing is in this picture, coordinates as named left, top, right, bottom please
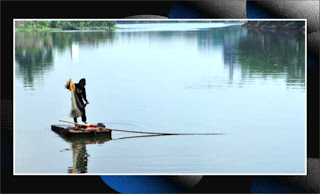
left=74, top=83, right=87, bottom=123
left=75, top=83, right=88, bottom=105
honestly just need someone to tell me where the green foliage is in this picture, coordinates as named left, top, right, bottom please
left=15, top=21, right=117, bottom=31
left=106, top=21, right=116, bottom=30
left=236, top=29, right=305, bottom=84
left=61, top=24, right=79, bottom=30
left=50, top=21, right=58, bottom=28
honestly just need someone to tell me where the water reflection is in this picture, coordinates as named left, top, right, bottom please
left=15, top=31, right=115, bottom=88
left=187, top=27, right=304, bottom=90
left=51, top=31, right=115, bottom=53
left=71, top=43, right=79, bottom=63
left=57, top=133, right=112, bottom=174
left=69, top=144, right=88, bottom=174
left=15, top=24, right=304, bottom=90
left=15, top=32, right=54, bottom=87
left=15, top=23, right=306, bottom=173
left=55, top=131, right=172, bottom=174
left=236, top=29, right=305, bottom=87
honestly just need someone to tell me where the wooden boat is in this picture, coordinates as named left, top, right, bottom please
left=51, top=124, right=112, bottom=137
left=54, top=120, right=224, bottom=138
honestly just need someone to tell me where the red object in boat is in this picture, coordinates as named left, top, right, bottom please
left=85, top=124, right=100, bottom=130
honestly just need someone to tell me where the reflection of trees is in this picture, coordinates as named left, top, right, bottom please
left=15, top=32, right=54, bottom=87
left=206, top=27, right=306, bottom=87
left=181, top=25, right=304, bottom=91
left=51, top=31, right=115, bottom=53
left=196, top=26, right=247, bottom=85
left=117, top=25, right=305, bottom=89
left=236, top=29, right=305, bottom=86
left=15, top=31, right=115, bottom=88
left=197, top=26, right=245, bottom=55
left=15, top=25, right=305, bottom=90
left=197, top=29, right=222, bottom=55
left=220, top=27, right=247, bottom=85
left=118, top=30, right=197, bottom=45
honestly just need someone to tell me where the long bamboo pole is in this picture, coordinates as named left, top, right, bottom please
left=59, top=120, right=224, bottom=136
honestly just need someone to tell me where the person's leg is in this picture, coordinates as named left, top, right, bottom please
left=81, top=108, right=87, bottom=124
left=73, top=117, right=78, bottom=128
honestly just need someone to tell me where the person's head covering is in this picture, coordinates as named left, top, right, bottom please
left=79, top=78, right=86, bottom=86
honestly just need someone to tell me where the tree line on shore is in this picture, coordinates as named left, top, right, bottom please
left=16, top=20, right=245, bottom=31
left=15, top=21, right=117, bottom=31
left=244, top=21, right=305, bottom=32
left=16, top=20, right=305, bottom=32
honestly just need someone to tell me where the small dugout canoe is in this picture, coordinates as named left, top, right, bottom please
left=51, top=124, right=112, bottom=137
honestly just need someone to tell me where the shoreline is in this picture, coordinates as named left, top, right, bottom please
left=243, top=21, right=305, bottom=33
left=15, top=26, right=117, bottom=32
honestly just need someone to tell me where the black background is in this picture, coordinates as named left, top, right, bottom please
left=1, top=1, right=318, bottom=193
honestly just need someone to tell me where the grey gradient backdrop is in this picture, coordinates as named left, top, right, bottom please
left=1, top=0, right=319, bottom=193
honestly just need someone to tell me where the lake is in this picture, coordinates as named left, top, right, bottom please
left=14, top=22, right=306, bottom=174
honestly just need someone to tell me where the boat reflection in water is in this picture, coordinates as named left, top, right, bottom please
left=53, top=129, right=168, bottom=174
left=55, top=132, right=112, bottom=174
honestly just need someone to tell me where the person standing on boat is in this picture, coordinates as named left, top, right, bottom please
left=73, top=78, right=90, bottom=124
left=66, top=78, right=90, bottom=124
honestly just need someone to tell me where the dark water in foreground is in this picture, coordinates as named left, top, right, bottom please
left=15, top=23, right=305, bottom=174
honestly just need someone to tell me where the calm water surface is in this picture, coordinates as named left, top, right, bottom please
left=15, top=22, right=305, bottom=174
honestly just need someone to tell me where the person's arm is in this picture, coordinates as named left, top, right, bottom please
left=83, top=87, right=89, bottom=104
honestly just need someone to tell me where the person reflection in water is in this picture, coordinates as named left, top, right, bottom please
left=68, top=143, right=88, bottom=174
